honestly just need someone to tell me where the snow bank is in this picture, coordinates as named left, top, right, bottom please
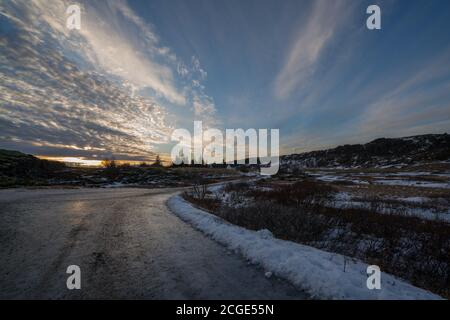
left=167, top=195, right=443, bottom=300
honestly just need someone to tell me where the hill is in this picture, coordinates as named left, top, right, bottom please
left=282, top=133, right=450, bottom=168
left=0, top=149, right=66, bottom=186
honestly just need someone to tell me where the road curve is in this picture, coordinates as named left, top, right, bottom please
left=0, top=187, right=307, bottom=299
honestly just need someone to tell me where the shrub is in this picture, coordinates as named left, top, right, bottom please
left=250, top=179, right=335, bottom=208
left=185, top=178, right=450, bottom=297
left=223, top=182, right=250, bottom=193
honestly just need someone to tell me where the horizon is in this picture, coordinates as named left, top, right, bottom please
left=3, top=131, right=448, bottom=167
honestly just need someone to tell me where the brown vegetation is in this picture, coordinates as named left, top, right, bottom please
left=187, top=179, right=450, bottom=298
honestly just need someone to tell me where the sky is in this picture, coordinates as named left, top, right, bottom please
left=1, top=0, right=450, bottom=162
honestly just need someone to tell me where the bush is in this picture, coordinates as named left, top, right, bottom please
left=250, top=179, right=335, bottom=208
left=191, top=183, right=208, bottom=200
left=185, top=178, right=450, bottom=297
left=218, top=202, right=336, bottom=244
left=223, top=182, right=250, bottom=193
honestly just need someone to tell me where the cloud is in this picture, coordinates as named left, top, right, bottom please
left=192, top=94, right=218, bottom=127
left=191, top=55, right=208, bottom=80
left=20, top=0, right=186, bottom=105
left=274, top=0, right=349, bottom=99
left=77, top=1, right=187, bottom=105
left=278, top=45, right=450, bottom=154
left=356, top=51, right=450, bottom=139
left=0, top=39, right=172, bottom=159
left=177, top=62, right=190, bottom=77
left=0, top=0, right=218, bottom=159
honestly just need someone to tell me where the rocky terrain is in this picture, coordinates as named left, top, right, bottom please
left=282, top=133, right=450, bottom=169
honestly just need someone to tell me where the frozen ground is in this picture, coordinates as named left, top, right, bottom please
left=310, top=172, right=450, bottom=189
left=0, top=187, right=306, bottom=299
left=373, top=179, right=450, bottom=189
left=331, top=192, right=450, bottom=223
left=168, top=195, right=443, bottom=300
left=303, top=169, right=450, bottom=222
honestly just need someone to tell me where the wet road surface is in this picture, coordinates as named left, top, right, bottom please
left=0, top=188, right=307, bottom=299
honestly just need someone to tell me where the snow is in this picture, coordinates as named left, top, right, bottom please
left=388, top=172, right=429, bottom=177
left=256, top=229, right=274, bottom=239
left=167, top=195, right=443, bottom=300
left=312, top=174, right=369, bottom=185
left=331, top=193, right=450, bottom=223
left=398, top=197, right=429, bottom=203
left=312, top=172, right=450, bottom=188
left=333, top=201, right=450, bottom=223
left=373, top=179, right=450, bottom=189
left=314, top=175, right=342, bottom=182
left=334, top=192, right=353, bottom=202
left=103, top=182, right=128, bottom=188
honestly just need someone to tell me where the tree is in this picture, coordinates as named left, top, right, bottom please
left=101, top=158, right=116, bottom=168
left=101, top=157, right=118, bottom=180
left=152, top=154, right=162, bottom=167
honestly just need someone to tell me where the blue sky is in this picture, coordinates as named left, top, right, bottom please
left=1, top=0, right=449, bottom=161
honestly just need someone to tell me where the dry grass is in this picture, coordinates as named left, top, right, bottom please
left=187, top=179, right=450, bottom=298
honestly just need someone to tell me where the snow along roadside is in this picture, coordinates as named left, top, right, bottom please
left=167, top=194, right=443, bottom=300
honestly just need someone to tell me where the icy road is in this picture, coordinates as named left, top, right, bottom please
left=0, top=187, right=306, bottom=299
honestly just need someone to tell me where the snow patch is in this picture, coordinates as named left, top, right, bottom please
left=167, top=195, right=442, bottom=300
left=256, top=229, right=273, bottom=240
left=374, top=179, right=450, bottom=189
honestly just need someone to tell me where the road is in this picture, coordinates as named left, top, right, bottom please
left=0, top=187, right=307, bottom=299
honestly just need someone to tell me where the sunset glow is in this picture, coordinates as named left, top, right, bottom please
left=37, top=156, right=103, bottom=167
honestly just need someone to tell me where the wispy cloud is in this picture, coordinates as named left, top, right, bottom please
left=78, top=1, right=187, bottom=105
left=356, top=49, right=450, bottom=139
left=278, top=43, right=450, bottom=154
left=274, top=0, right=349, bottom=99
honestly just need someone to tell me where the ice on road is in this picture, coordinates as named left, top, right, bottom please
left=0, top=188, right=306, bottom=299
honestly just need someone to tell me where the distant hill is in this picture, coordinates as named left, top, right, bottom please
left=282, top=133, right=450, bottom=169
left=0, top=149, right=66, bottom=186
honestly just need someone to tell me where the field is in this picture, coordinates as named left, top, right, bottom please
left=183, top=163, right=450, bottom=298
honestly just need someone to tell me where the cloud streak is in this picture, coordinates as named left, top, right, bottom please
left=78, top=1, right=187, bottom=105
left=274, top=0, right=349, bottom=99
